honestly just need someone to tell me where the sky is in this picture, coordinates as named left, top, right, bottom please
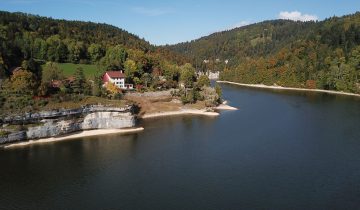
left=0, top=0, right=359, bottom=45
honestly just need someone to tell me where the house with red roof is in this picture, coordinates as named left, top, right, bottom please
left=103, top=70, right=133, bottom=90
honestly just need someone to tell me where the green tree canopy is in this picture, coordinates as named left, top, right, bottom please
left=41, top=62, right=65, bottom=84
left=88, top=43, right=105, bottom=63
left=180, top=63, right=196, bottom=88
left=124, top=59, right=139, bottom=82
left=101, top=45, right=128, bottom=70
left=197, top=75, right=210, bottom=87
left=71, top=67, right=86, bottom=94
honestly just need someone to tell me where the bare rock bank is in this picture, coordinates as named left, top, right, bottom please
left=0, top=105, right=136, bottom=144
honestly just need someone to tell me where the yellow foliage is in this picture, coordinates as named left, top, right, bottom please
left=105, top=82, right=121, bottom=94
left=10, top=70, right=36, bottom=94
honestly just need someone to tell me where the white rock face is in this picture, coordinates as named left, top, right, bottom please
left=1, top=106, right=136, bottom=144
left=25, top=112, right=135, bottom=140
left=26, top=120, right=80, bottom=140
left=82, top=112, right=135, bottom=129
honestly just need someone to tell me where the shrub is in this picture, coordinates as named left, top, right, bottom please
left=35, top=98, right=48, bottom=107
left=197, top=75, right=210, bottom=87
left=215, top=84, right=222, bottom=100
left=306, top=80, right=317, bottom=89
left=112, top=93, right=123, bottom=100
left=171, top=88, right=185, bottom=97
left=179, top=88, right=201, bottom=104
left=200, top=87, right=221, bottom=107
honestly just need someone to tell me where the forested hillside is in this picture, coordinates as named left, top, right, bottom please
left=0, top=11, right=192, bottom=113
left=0, top=10, right=188, bottom=71
left=166, top=12, right=360, bottom=93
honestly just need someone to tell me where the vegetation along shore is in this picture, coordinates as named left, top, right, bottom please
left=0, top=11, right=236, bottom=146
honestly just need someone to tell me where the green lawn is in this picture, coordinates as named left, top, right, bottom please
left=57, top=63, right=102, bottom=79
left=58, top=63, right=99, bottom=79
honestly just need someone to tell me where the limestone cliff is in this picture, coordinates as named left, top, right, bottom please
left=0, top=105, right=136, bottom=144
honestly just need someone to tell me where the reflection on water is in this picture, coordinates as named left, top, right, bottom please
left=1, top=84, right=360, bottom=210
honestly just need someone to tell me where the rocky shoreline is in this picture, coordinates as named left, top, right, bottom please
left=3, top=127, right=145, bottom=149
left=0, top=105, right=136, bottom=145
left=141, top=108, right=220, bottom=119
left=0, top=100, right=238, bottom=147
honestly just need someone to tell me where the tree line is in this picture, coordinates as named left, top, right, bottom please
left=0, top=10, right=188, bottom=76
left=0, top=11, right=195, bottom=114
left=166, top=12, right=360, bottom=93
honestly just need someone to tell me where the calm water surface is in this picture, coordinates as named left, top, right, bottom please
left=1, top=84, right=360, bottom=210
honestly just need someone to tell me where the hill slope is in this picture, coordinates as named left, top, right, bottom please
left=0, top=11, right=187, bottom=75
left=165, top=12, right=360, bottom=93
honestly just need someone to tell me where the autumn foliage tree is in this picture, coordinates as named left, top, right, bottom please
left=9, top=70, right=37, bottom=94
left=104, top=82, right=122, bottom=99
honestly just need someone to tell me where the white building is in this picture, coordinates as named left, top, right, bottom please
left=103, top=71, right=133, bottom=90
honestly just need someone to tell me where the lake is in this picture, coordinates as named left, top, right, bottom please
left=1, top=83, right=360, bottom=210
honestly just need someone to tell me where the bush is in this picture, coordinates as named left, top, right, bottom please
left=180, top=94, right=189, bottom=104
left=70, top=94, right=84, bottom=102
left=179, top=88, right=201, bottom=104
left=215, top=84, right=222, bottom=100
left=197, top=75, right=210, bottom=87
left=171, top=88, right=185, bottom=97
left=306, top=80, right=317, bottom=89
left=200, top=87, right=221, bottom=107
left=35, top=98, right=48, bottom=107
left=112, top=92, right=123, bottom=100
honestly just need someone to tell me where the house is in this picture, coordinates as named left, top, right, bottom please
left=103, top=71, right=133, bottom=90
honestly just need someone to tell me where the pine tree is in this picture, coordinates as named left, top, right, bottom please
left=72, top=67, right=86, bottom=94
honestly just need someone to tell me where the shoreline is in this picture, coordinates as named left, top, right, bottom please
left=217, top=81, right=360, bottom=97
left=3, top=127, right=144, bottom=149
left=215, top=104, right=238, bottom=110
left=141, top=102, right=238, bottom=119
left=2, top=96, right=239, bottom=148
left=141, top=109, right=220, bottom=119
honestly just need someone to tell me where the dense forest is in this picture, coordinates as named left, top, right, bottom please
left=166, top=12, right=360, bottom=93
left=0, top=10, right=188, bottom=70
left=0, top=11, right=213, bottom=114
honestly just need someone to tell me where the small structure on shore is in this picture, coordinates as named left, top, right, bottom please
left=103, top=71, right=133, bottom=90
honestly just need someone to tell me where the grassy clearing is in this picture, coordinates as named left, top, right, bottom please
left=58, top=63, right=101, bottom=79
left=41, top=63, right=102, bottom=79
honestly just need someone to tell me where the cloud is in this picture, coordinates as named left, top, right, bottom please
left=278, top=11, right=318, bottom=22
left=132, top=7, right=174, bottom=17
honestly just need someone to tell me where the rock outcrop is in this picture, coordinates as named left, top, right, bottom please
left=0, top=105, right=136, bottom=145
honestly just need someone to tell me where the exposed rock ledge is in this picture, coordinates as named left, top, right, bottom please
left=0, top=105, right=136, bottom=145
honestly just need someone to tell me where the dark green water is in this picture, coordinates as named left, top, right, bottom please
left=1, top=83, right=360, bottom=210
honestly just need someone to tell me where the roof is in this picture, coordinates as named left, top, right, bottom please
left=105, top=71, right=125, bottom=78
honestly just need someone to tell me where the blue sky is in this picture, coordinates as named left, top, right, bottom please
left=0, top=0, right=359, bottom=45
